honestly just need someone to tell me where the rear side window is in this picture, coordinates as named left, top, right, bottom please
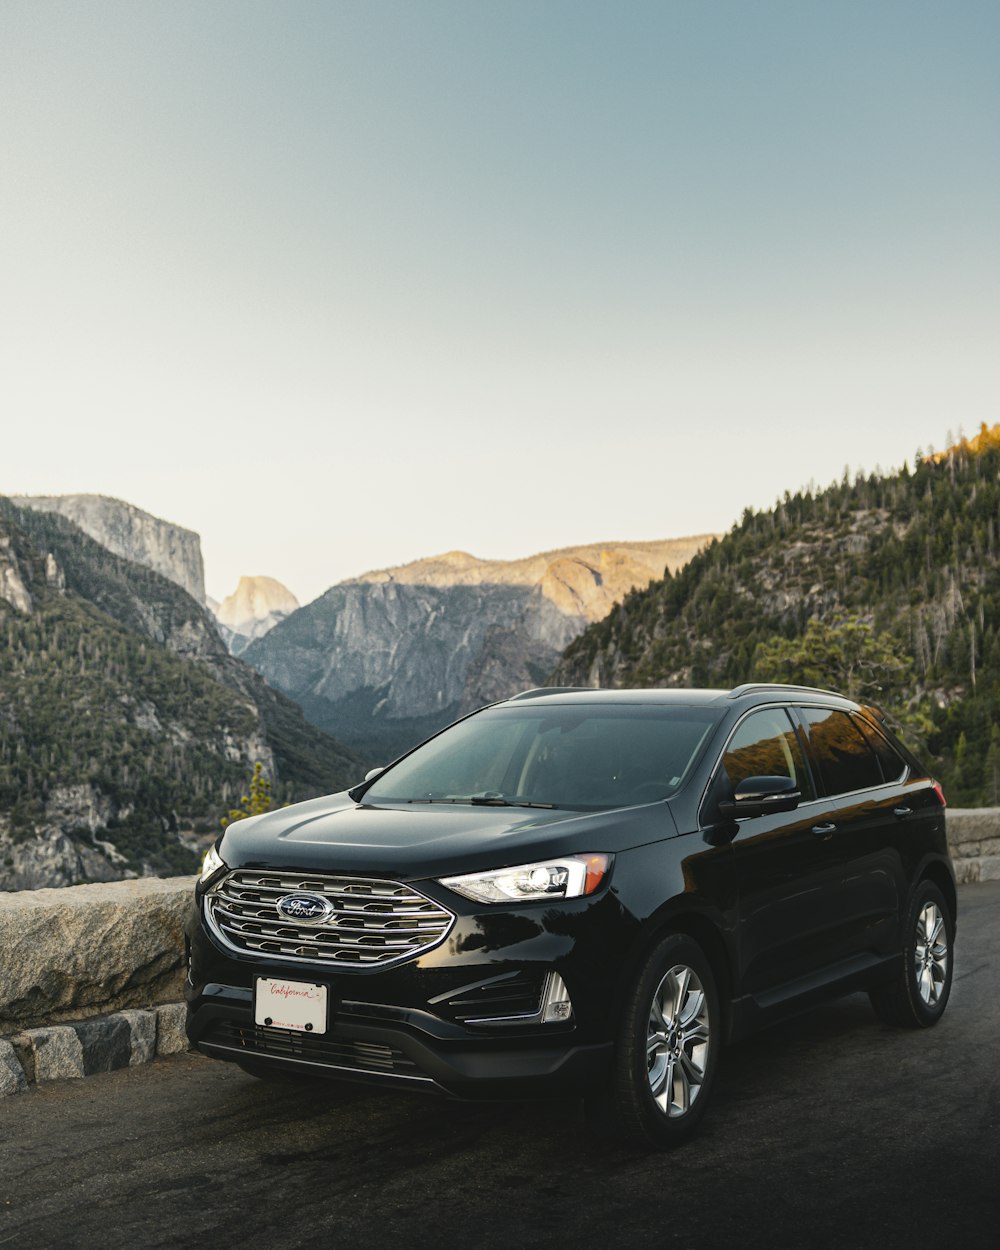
left=797, top=708, right=883, bottom=796
left=856, top=718, right=908, bottom=783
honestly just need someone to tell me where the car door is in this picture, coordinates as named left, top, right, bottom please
left=711, top=706, right=846, bottom=1001
left=793, top=706, right=903, bottom=963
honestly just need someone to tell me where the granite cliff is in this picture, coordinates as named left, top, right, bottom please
left=215, top=576, right=300, bottom=656
left=12, top=495, right=207, bottom=605
left=244, top=537, right=714, bottom=760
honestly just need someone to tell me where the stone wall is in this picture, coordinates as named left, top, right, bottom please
left=944, top=809, right=1000, bottom=884
left=0, top=876, right=194, bottom=1038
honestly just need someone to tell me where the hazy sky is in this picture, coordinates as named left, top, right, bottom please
left=2, top=1, right=997, bottom=605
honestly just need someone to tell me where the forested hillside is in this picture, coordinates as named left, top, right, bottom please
left=553, top=426, right=1000, bottom=805
left=0, top=498, right=361, bottom=883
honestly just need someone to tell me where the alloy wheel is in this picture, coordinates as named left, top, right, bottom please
left=915, top=900, right=949, bottom=1008
left=646, top=963, right=711, bottom=1118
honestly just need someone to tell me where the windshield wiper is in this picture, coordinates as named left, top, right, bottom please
left=407, top=795, right=558, bottom=809
left=468, top=795, right=558, bottom=809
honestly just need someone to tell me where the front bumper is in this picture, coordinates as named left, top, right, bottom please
left=185, top=881, right=630, bottom=1098
left=188, top=986, right=611, bottom=1097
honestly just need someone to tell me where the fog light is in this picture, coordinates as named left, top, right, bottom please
left=541, top=972, right=573, bottom=1023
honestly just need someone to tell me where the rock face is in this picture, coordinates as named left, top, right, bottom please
left=12, top=494, right=207, bottom=605
left=0, top=824, right=132, bottom=892
left=215, top=575, right=300, bottom=655
left=244, top=537, right=715, bottom=760
left=0, top=877, right=191, bottom=1034
left=0, top=533, right=33, bottom=613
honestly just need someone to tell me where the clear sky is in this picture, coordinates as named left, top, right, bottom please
left=2, top=1, right=997, bottom=605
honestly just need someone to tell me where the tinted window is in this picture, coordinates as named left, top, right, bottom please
left=856, top=718, right=907, bottom=783
left=721, top=708, right=814, bottom=801
left=798, top=708, right=883, bottom=795
left=365, top=704, right=722, bottom=810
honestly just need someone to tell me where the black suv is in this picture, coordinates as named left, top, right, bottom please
left=186, top=684, right=955, bottom=1149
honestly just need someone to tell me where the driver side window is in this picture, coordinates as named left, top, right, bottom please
left=722, top=708, right=815, bottom=801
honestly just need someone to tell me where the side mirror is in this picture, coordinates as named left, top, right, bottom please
left=717, top=775, right=801, bottom=820
left=364, top=767, right=385, bottom=782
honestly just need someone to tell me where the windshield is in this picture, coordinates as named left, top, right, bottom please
left=362, top=704, right=721, bottom=811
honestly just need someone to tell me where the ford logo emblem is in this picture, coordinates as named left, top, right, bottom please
left=275, top=892, right=336, bottom=925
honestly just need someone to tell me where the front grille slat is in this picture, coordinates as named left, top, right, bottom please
left=206, top=869, right=455, bottom=970
left=211, top=901, right=446, bottom=936
left=238, top=871, right=419, bottom=900
left=218, top=920, right=430, bottom=952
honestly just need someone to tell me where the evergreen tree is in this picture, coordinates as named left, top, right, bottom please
left=221, top=762, right=279, bottom=828
left=751, top=615, right=912, bottom=703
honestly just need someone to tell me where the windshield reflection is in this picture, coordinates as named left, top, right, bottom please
left=364, top=704, right=721, bottom=811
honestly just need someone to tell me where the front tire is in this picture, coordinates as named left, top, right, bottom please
left=869, top=880, right=954, bottom=1028
left=589, top=933, right=721, bottom=1149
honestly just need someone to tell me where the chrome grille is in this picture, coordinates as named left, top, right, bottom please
left=205, top=868, right=455, bottom=969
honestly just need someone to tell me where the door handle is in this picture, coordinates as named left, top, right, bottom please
left=811, top=822, right=837, bottom=838
left=893, top=806, right=913, bottom=819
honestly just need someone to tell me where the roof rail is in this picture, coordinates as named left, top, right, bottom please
left=507, top=686, right=595, bottom=701
left=727, top=682, right=846, bottom=701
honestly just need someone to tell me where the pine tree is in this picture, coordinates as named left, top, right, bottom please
left=221, top=762, right=279, bottom=828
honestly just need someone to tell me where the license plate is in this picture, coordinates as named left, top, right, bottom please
left=254, top=977, right=328, bottom=1033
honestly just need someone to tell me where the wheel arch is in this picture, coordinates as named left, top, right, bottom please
left=615, top=905, right=737, bottom=1043
left=916, top=855, right=958, bottom=931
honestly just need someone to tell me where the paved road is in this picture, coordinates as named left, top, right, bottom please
left=2, top=882, right=998, bottom=1250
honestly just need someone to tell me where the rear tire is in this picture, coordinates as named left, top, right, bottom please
left=869, top=880, right=954, bottom=1028
left=587, top=933, right=721, bottom=1149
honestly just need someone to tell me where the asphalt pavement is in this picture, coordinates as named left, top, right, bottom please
left=2, top=881, right=998, bottom=1250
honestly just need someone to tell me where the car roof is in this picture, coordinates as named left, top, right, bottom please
left=500, top=684, right=857, bottom=710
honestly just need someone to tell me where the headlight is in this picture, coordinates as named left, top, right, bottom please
left=440, top=854, right=611, bottom=904
left=199, top=845, right=226, bottom=884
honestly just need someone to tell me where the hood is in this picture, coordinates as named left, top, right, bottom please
left=218, top=789, right=678, bottom=880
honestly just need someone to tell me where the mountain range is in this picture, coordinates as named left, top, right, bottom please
left=243, top=537, right=715, bottom=760
left=3, top=493, right=715, bottom=886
